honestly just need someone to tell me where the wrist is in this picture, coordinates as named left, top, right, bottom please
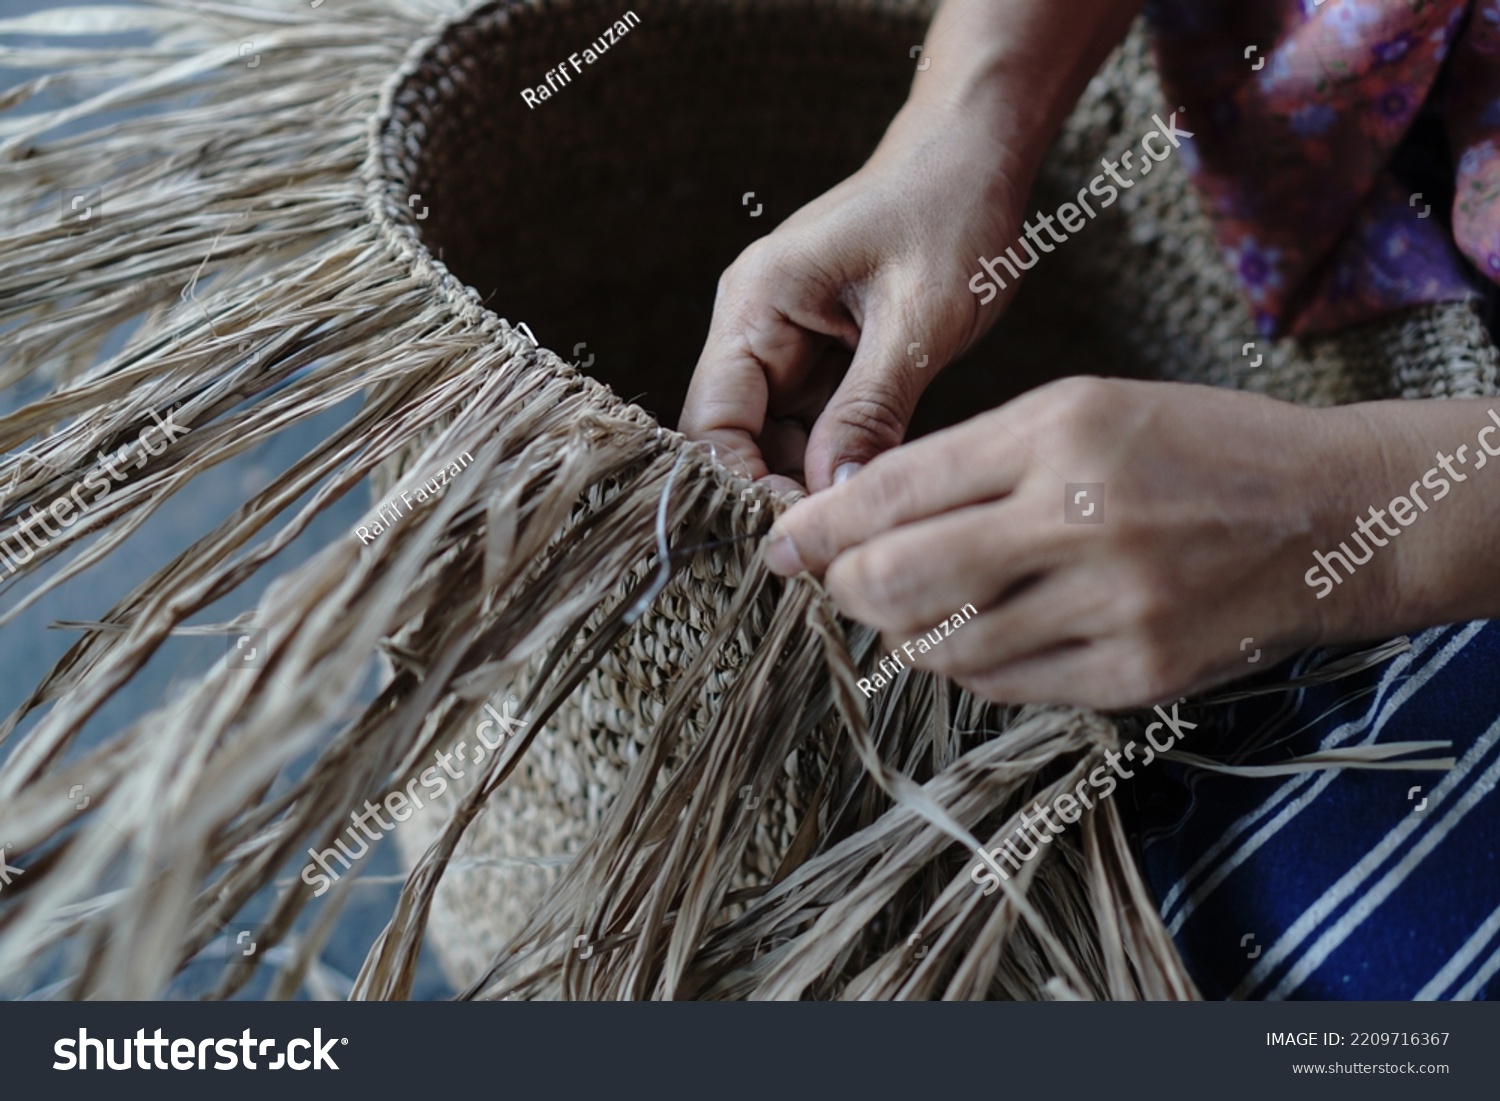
left=872, top=95, right=1033, bottom=223
left=1310, top=405, right=1411, bottom=642
left=903, top=0, right=1147, bottom=185
left=1309, top=401, right=1500, bottom=641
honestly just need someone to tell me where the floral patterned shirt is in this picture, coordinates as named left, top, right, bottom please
left=1150, top=0, right=1500, bottom=335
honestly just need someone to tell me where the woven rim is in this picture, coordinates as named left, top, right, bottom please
left=363, top=0, right=944, bottom=990
left=0, top=0, right=1205, bottom=1001
left=365, top=0, right=935, bottom=434
left=365, top=0, right=499, bottom=330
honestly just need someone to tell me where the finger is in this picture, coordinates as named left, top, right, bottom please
left=681, top=279, right=852, bottom=480
left=880, top=574, right=1096, bottom=679
left=802, top=306, right=933, bottom=492
left=680, top=299, right=812, bottom=477
left=679, top=325, right=778, bottom=478
left=952, top=641, right=1106, bottom=707
left=823, top=498, right=1068, bottom=632
left=764, top=418, right=1032, bottom=577
left=958, top=634, right=1177, bottom=710
left=758, top=473, right=806, bottom=496
left=756, top=344, right=853, bottom=484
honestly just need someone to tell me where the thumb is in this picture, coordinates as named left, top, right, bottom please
left=802, top=316, right=934, bottom=492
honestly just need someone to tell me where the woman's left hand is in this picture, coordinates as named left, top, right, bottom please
left=760, top=376, right=1397, bottom=709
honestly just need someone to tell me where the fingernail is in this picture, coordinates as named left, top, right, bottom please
left=834, top=462, right=863, bottom=486
left=764, top=534, right=807, bottom=576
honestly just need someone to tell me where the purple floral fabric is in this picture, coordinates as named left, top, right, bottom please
left=1149, top=0, right=1500, bottom=336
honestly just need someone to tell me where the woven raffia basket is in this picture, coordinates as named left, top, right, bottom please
left=0, top=0, right=1492, bottom=1000
left=373, top=0, right=1498, bottom=996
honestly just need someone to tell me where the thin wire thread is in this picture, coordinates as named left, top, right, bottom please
left=623, top=451, right=689, bottom=625
left=622, top=451, right=766, bottom=625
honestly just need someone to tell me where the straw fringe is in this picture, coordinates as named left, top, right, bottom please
left=0, top=0, right=1442, bottom=1002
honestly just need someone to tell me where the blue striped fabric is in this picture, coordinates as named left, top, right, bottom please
left=1128, top=622, right=1500, bottom=999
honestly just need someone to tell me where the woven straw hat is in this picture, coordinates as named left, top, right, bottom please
left=0, top=0, right=1489, bottom=1001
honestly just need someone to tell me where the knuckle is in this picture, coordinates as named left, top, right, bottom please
left=863, top=453, right=926, bottom=522
left=715, top=259, right=749, bottom=304
left=830, top=545, right=909, bottom=612
left=1124, top=642, right=1179, bottom=704
left=731, top=236, right=775, bottom=276
left=719, top=239, right=783, bottom=302
left=1038, top=375, right=1115, bottom=429
left=832, top=388, right=910, bottom=452
left=1111, top=568, right=1172, bottom=631
left=920, top=634, right=970, bottom=675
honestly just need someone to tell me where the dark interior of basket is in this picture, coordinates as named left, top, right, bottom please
left=381, top=0, right=1057, bottom=435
